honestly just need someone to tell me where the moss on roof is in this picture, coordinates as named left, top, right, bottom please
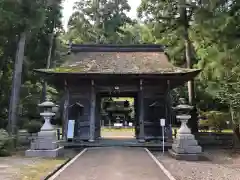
left=36, top=51, right=200, bottom=74
left=37, top=67, right=199, bottom=74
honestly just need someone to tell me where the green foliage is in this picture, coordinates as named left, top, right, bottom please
left=0, top=119, right=8, bottom=129
left=200, top=111, right=229, bottom=132
left=0, top=0, right=62, bottom=130
left=24, top=120, right=42, bottom=134
left=138, top=0, right=240, bottom=112
left=50, top=117, right=62, bottom=126
left=0, top=129, right=13, bottom=156
left=65, top=0, right=133, bottom=44
left=17, top=117, right=30, bottom=130
left=198, top=119, right=209, bottom=130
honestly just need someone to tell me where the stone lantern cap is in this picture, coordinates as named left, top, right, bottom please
left=38, top=101, right=55, bottom=108
left=172, top=98, right=193, bottom=115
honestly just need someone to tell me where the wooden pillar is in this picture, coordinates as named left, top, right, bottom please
left=138, top=79, right=145, bottom=142
left=165, top=80, right=170, bottom=123
left=63, top=79, right=69, bottom=140
left=89, top=79, right=96, bottom=142
left=166, top=80, right=173, bottom=141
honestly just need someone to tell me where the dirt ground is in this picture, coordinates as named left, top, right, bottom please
left=154, top=149, right=240, bottom=180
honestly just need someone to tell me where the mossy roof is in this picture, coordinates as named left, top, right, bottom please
left=35, top=47, right=200, bottom=75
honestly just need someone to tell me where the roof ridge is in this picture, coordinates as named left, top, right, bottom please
left=70, top=44, right=166, bottom=53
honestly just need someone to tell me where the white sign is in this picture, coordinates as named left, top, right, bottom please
left=160, top=118, right=165, bottom=127
left=114, top=123, right=123, bottom=127
left=67, top=120, right=75, bottom=139
left=160, top=118, right=166, bottom=154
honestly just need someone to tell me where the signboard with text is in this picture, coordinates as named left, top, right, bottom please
left=160, top=118, right=165, bottom=127
left=67, top=120, right=75, bottom=139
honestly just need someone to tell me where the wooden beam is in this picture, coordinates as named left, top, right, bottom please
left=138, top=79, right=145, bottom=142
left=89, top=79, right=96, bottom=142
left=70, top=44, right=165, bottom=52
left=96, top=85, right=139, bottom=93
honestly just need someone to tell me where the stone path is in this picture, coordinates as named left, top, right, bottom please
left=51, top=147, right=171, bottom=180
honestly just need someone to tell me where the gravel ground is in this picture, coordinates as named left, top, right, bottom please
left=0, top=149, right=76, bottom=180
left=153, top=149, right=240, bottom=180
left=0, top=156, right=44, bottom=180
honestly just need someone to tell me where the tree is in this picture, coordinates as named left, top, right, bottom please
left=0, top=0, right=63, bottom=137
left=216, top=66, right=240, bottom=147
left=137, top=0, right=240, bottom=133
left=7, top=0, right=46, bottom=136
left=65, top=0, right=132, bottom=44
left=41, top=1, right=63, bottom=100
left=193, top=0, right=240, bottom=146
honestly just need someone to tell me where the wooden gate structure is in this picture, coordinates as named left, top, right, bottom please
left=35, top=44, right=200, bottom=143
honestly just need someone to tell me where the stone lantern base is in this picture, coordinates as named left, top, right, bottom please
left=169, top=133, right=203, bottom=161
left=25, top=130, right=64, bottom=158
left=170, top=99, right=204, bottom=161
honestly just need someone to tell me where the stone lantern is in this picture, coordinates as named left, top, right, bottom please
left=169, top=98, right=203, bottom=160
left=39, top=100, right=56, bottom=131
left=25, top=100, right=64, bottom=157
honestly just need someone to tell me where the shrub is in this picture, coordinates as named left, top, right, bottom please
left=18, top=117, right=30, bottom=129
left=51, top=117, right=62, bottom=126
left=24, top=120, right=42, bottom=134
left=198, top=119, right=210, bottom=131
left=0, top=129, right=13, bottom=156
left=0, top=119, right=8, bottom=129
left=201, top=111, right=229, bottom=132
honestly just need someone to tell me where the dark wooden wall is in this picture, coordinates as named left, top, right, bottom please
left=65, top=79, right=171, bottom=141
left=142, top=85, right=168, bottom=140
left=68, top=86, right=92, bottom=140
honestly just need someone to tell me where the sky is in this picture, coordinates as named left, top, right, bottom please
left=62, top=0, right=141, bottom=30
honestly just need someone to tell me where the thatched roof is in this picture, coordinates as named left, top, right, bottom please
left=35, top=44, right=200, bottom=75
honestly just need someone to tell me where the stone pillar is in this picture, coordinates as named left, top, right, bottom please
left=138, top=79, right=145, bottom=142
left=89, top=80, right=96, bottom=142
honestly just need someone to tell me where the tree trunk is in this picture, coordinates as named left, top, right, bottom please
left=42, top=21, right=55, bottom=101
left=233, top=126, right=240, bottom=148
left=180, top=0, right=198, bottom=133
left=8, top=31, right=27, bottom=137
left=94, top=0, right=100, bottom=43
left=185, top=35, right=198, bottom=133
left=230, top=108, right=240, bottom=149
left=185, top=38, right=194, bottom=104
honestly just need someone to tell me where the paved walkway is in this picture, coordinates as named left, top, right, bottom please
left=52, top=147, right=170, bottom=180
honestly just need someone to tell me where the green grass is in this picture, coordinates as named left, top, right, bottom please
left=172, top=127, right=233, bottom=134
left=199, top=129, right=233, bottom=133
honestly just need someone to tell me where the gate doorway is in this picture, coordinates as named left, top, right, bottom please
left=96, top=92, right=140, bottom=140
